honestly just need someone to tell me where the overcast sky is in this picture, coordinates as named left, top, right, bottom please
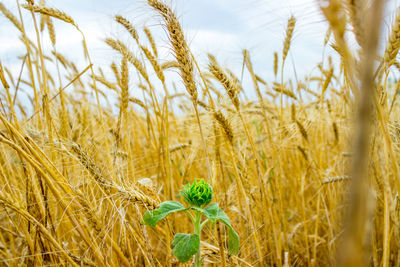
left=0, top=1, right=329, bottom=77
left=1, top=0, right=400, bottom=104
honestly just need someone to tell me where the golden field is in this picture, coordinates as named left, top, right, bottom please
left=0, top=0, right=399, bottom=266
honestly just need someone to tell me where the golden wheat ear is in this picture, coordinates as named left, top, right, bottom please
left=147, top=0, right=197, bottom=101
left=22, top=4, right=75, bottom=25
left=115, top=15, right=139, bottom=44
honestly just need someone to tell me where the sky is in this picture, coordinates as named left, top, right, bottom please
left=0, top=0, right=400, bottom=106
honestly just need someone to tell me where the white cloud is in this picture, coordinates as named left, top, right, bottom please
left=1, top=0, right=399, bottom=105
left=187, top=29, right=239, bottom=55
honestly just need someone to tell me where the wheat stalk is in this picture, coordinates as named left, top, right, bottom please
left=208, top=54, right=240, bottom=110
left=147, top=0, right=197, bottom=101
left=46, top=16, right=55, bottom=45
left=144, top=27, right=158, bottom=58
left=115, top=15, right=139, bottom=44
left=0, top=3, right=23, bottom=32
left=22, top=4, right=75, bottom=25
left=282, top=16, right=296, bottom=63
left=383, top=8, right=400, bottom=69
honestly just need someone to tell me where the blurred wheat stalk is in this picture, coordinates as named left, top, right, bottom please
left=0, top=0, right=399, bottom=266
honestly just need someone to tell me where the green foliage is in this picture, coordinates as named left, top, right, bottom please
left=203, top=203, right=239, bottom=255
left=142, top=201, right=186, bottom=227
left=171, top=233, right=200, bottom=263
left=142, top=180, right=239, bottom=264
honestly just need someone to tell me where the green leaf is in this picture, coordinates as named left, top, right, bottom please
left=203, top=203, right=230, bottom=223
left=171, top=233, right=200, bottom=263
left=203, top=203, right=239, bottom=255
left=226, top=226, right=239, bottom=255
left=142, top=201, right=186, bottom=227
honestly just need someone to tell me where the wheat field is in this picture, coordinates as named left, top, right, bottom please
left=0, top=0, right=399, bottom=266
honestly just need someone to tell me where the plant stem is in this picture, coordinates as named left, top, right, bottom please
left=194, top=210, right=202, bottom=267
left=200, top=219, right=209, bottom=230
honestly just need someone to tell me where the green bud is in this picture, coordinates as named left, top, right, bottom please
left=180, top=179, right=213, bottom=207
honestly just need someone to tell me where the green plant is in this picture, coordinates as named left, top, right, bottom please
left=142, top=179, right=239, bottom=266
